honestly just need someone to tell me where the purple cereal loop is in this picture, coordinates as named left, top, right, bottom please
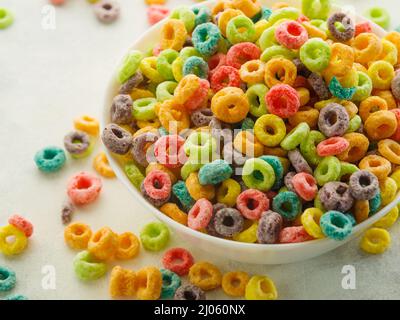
left=64, top=131, right=91, bottom=155
left=308, top=72, right=331, bottom=100
left=61, top=201, right=75, bottom=225
left=288, top=149, right=313, bottom=174
left=327, top=12, right=355, bottom=42
left=284, top=171, right=297, bottom=192
left=94, top=0, right=120, bottom=23
left=293, top=58, right=311, bottom=78
left=191, top=108, right=214, bottom=127
left=119, top=71, right=144, bottom=94
left=110, top=94, right=133, bottom=125
left=140, top=181, right=170, bottom=207
left=318, top=103, right=349, bottom=137
left=223, top=141, right=248, bottom=167
left=131, top=132, right=159, bottom=167
left=212, top=208, right=244, bottom=237
left=319, top=181, right=354, bottom=212
left=349, top=170, right=379, bottom=200
left=206, top=203, right=227, bottom=237
left=174, top=284, right=206, bottom=300
left=257, top=210, right=283, bottom=244
left=101, top=123, right=133, bottom=155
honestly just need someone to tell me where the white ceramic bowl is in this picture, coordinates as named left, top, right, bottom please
left=102, top=0, right=400, bottom=264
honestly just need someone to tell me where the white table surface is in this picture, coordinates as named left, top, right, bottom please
left=1, top=0, right=400, bottom=300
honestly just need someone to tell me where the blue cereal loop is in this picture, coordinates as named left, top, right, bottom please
left=0, top=266, right=16, bottom=292
left=182, top=56, right=209, bottom=79
left=192, top=22, right=221, bottom=56
left=198, top=159, right=233, bottom=185
left=3, top=294, right=28, bottom=300
left=320, top=210, right=353, bottom=240
left=369, top=191, right=382, bottom=216
left=259, top=155, right=284, bottom=190
left=272, top=191, right=302, bottom=221
left=329, top=76, right=356, bottom=100
left=172, top=180, right=195, bottom=212
left=34, top=146, right=66, bottom=173
left=160, top=268, right=181, bottom=299
left=192, top=6, right=211, bottom=26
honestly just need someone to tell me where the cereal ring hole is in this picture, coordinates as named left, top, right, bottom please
left=103, top=3, right=112, bottom=10
left=111, top=127, right=124, bottom=139
left=222, top=215, right=235, bottom=227
left=331, top=216, right=346, bottom=229
left=359, top=175, right=371, bottom=187
left=370, top=8, right=383, bottom=18
left=6, top=235, right=16, bottom=244
left=119, top=237, right=132, bottom=249
left=287, top=23, right=302, bottom=36
left=246, top=198, right=259, bottom=210
left=183, top=290, right=197, bottom=300
left=43, top=149, right=58, bottom=160
left=77, top=177, right=93, bottom=189
left=336, top=185, right=347, bottom=195
left=325, top=111, right=338, bottom=126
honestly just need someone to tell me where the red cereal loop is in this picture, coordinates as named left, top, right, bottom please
left=226, top=42, right=261, bottom=69
left=236, top=189, right=270, bottom=220
left=143, top=170, right=172, bottom=200
left=154, top=135, right=187, bottom=168
left=266, top=84, right=301, bottom=118
left=8, top=214, right=34, bottom=238
left=210, top=66, right=241, bottom=92
left=317, top=137, right=350, bottom=156
left=208, top=53, right=227, bottom=78
left=291, top=172, right=318, bottom=201
left=67, top=172, right=102, bottom=206
left=188, top=198, right=213, bottom=230
left=390, top=109, right=400, bottom=141
left=162, top=247, right=195, bottom=276
left=275, top=21, right=308, bottom=50
left=355, top=21, right=373, bottom=37
left=147, top=5, right=170, bottom=26
left=279, top=226, right=314, bottom=243
left=185, top=79, right=210, bottom=112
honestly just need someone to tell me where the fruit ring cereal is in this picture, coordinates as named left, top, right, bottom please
left=189, top=261, right=222, bottom=291
left=34, top=146, right=66, bottom=173
left=0, top=266, right=16, bottom=292
left=174, top=284, right=206, bottom=300
left=67, top=171, right=102, bottom=206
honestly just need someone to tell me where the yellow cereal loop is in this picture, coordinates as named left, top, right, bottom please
left=384, top=31, right=400, bottom=63
left=233, top=130, right=264, bottom=157
left=264, top=58, right=297, bottom=88
left=186, top=172, right=215, bottom=201
left=74, top=115, right=99, bottom=136
left=115, top=232, right=140, bottom=260
left=351, top=33, right=383, bottom=66
left=379, top=177, right=398, bottom=206
left=296, top=87, right=310, bottom=107
left=189, top=261, right=222, bottom=291
left=130, top=88, right=154, bottom=100
left=211, top=87, right=250, bottom=124
left=390, top=168, right=400, bottom=189
left=222, top=271, right=250, bottom=297
left=64, top=222, right=92, bottom=250
left=245, top=275, right=278, bottom=300
left=301, top=208, right=325, bottom=239
left=218, top=9, right=243, bottom=37
left=378, top=139, right=400, bottom=165
left=160, top=203, right=188, bottom=225
left=140, top=56, right=164, bottom=83
left=373, top=206, right=398, bottom=229
left=0, top=224, right=28, bottom=256
left=136, top=266, right=162, bottom=300
left=137, top=118, right=161, bottom=129
left=360, top=228, right=391, bottom=254
left=372, top=89, right=397, bottom=109
left=254, top=114, right=286, bottom=147
left=157, top=99, right=190, bottom=134
left=217, top=179, right=241, bottom=207
left=374, top=39, right=398, bottom=66
left=109, top=266, right=136, bottom=298
left=87, top=227, right=118, bottom=261
left=233, top=221, right=258, bottom=243
left=302, top=21, right=327, bottom=40
left=367, top=60, right=394, bottom=90
left=93, top=152, right=115, bottom=178
left=160, top=19, right=187, bottom=51
left=359, top=96, right=388, bottom=123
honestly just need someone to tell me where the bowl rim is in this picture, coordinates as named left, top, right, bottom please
left=101, top=0, right=400, bottom=253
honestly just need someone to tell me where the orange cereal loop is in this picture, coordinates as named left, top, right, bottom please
left=296, top=87, right=310, bottom=107
left=372, top=89, right=398, bottom=109
left=232, top=0, right=261, bottom=18
left=351, top=33, right=383, bottom=66
left=186, top=172, right=215, bottom=201
left=146, top=163, right=178, bottom=184
left=364, top=110, right=397, bottom=141
left=354, top=200, right=370, bottom=224
left=337, top=133, right=369, bottom=163
left=93, top=152, right=115, bottom=178
left=212, top=0, right=234, bottom=16
left=263, top=147, right=288, bottom=158
left=326, top=43, right=354, bottom=77
left=130, top=88, right=154, bottom=100
left=158, top=99, right=190, bottom=134
left=115, top=232, right=140, bottom=260
left=160, top=19, right=187, bottom=51
left=359, top=155, right=392, bottom=181
left=160, top=203, right=188, bottom=225
left=378, top=139, right=400, bottom=165
left=218, top=9, right=243, bottom=37
left=136, top=266, right=162, bottom=300
left=145, top=0, right=165, bottom=4
left=341, top=101, right=358, bottom=119
left=233, top=130, right=264, bottom=157
left=384, top=31, right=400, bottom=63
left=188, top=261, right=222, bottom=291
left=288, top=106, right=319, bottom=129
left=74, top=115, right=99, bottom=136
left=211, top=87, right=249, bottom=124
left=264, top=58, right=297, bottom=88
left=109, top=266, right=136, bottom=298
left=174, top=74, right=200, bottom=105
left=87, top=227, right=118, bottom=261
left=222, top=271, right=250, bottom=297
left=64, top=222, right=92, bottom=250
left=359, top=96, right=388, bottom=123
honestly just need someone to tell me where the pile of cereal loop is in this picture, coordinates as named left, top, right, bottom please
left=101, top=0, right=400, bottom=253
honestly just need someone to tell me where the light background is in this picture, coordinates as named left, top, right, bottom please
left=0, top=0, right=400, bottom=300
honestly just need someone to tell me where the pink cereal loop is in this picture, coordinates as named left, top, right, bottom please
left=8, top=214, right=34, bottom=238
left=67, top=171, right=102, bottom=206
left=317, top=137, right=350, bottom=157
left=154, top=134, right=187, bottom=168
left=143, top=169, right=172, bottom=200
left=236, top=189, right=270, bottom=220
left=185, top=79, right=210, bottom=112
left=291, top=172, right=318, bottom=201
left=147, top=5, right=170, bottom=26
left=279, top=226, right=314, bottom=243
left=188, top=198, right=213, bottom=230
left=275, top=21, right=308, bottom=50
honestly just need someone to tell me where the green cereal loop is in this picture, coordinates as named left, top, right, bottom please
left=246, top=84, right=268, bottom=117
left=281, top=123, right=310, bottom=151
left=0, top=7, right=14, bottom=29
left=241, top=118, right=255, bottom=130
left=73, top=251, right=107, bottom=281
left=3, top=294, right=28, bottom=300
left=140, top=221, right=170, bottom=251
left=172, top=180, right=195, bottom=211
left=302, top=0, right=331, bottom=20
left=226, top=15, right=256, bottom=45
left=124, top=162, right=144, bottom=189
left=314, top=193, right=326, bottom=212
left=34, top=146, right=66, bottom=173
left=242, top=158, right=276, bottom=191
left=314, top=156, right=340, bottom=186
left=272, top=191, right=302, bottom=221
left=71, top=137, right=96, bottom=160
left=339, top=161, right=359, bottom=179
left=132, top=98, right=157, bottom=121
left=156, top=81, right=178, bottom=102
left=184, top=132, right=217, bottom=162
left=268, top=7, right=300, bottom=25
left=157, top=49, right=179, bottom=81
left=300, top=130, right=325, bottom=166
left=258, top=26, right=278, bottom=51
left=259, top=155, right=284, bottom=190
left=364, top=7, right=390, bottom=30
left=118, top=50, right=144, bottom=84
left=300, top=38, right=331, bottom=73
left=260, top=45, right=298, bottom=62
left=180, top=47, right=203, bottom=61
left=352, top=72, right=373, bottom=102
left=170, top=6, right=196, bottom=33
left=345, top=115, right=362, bottom=133
left=0, top=266, right=16, bottom=292
left=181, top=160, right=203, bottom=180
left=199, top=159, right=233, bottom=185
